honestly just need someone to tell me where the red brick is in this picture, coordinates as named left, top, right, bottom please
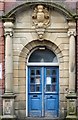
left=2, top=88, right=4, bottom=94
left=0, top=80, right=4, bottom=86
left=0, top=22, right=3, bottom=28
left=2, top=63, right=5, bottom=70
left=0, top=2, right=4, bottom=11
left=2, top=73, right=5, bottom=80
left=0, top=46, right=4, bottom=54
left=0, top=36, right=4, bottom=40
left=0, top=54, right=4, bottom=62
left=76, top=2, right=78, bottom=6
left=0, top=86, right=2, bottom=89
left=0, top=40, right=4, bottom=46
left=0, top=28, right=4, bottom=36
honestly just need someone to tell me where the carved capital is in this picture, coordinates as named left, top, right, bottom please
left=4, top=22, right=14, bottom=37
left=68, top=30, right=76, bottom=37
left=4, top=31, right=13, bottom=37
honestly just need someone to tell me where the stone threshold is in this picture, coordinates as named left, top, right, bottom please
left=18, top=117, right=78, bottom=120
left=19, top=117, right=63, bottom=120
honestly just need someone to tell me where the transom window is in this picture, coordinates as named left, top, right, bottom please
left=28, top=47, right=58, bottom=63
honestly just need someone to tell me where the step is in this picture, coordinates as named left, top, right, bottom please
left=21, top=117, right=64, bottom=120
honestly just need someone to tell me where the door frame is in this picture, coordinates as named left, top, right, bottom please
left=26, top=62, right=59, bottom=117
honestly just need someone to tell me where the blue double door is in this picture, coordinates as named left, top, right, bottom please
left=28, top=66, right=59, bottom=117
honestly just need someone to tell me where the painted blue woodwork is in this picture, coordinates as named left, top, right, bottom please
left=28, top=94, right=42, bottom=117
left=28, top=67, right=59, bottom=117
left=45, top=95, right=58, bottom=117
left=44, top=67, right=59, bottom=117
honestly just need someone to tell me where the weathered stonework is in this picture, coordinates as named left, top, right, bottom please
left=32, top=5, right=50, bottom=39
left=11, top=6, right=71, bottom=119
left=0, top=1, right=78, bottom=120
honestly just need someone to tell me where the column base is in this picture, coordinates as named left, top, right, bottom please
left=0, top=115, right=16, bottom=120
left=1, top=93, right=16, bottom=120
left=66, top=92, right=77, bottom=119
left=66, top=115, right=78, bottom=120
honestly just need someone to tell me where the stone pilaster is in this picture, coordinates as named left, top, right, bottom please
left=66, top=21, right=77, bottom=119
left=4, top=22, right=13, bottom=94
left=1, top=21, right=16, bottom=120
left=68, top=28, right=76, bottom=93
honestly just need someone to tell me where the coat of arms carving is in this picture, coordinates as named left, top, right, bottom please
left=32, top=5, right=50, bottom=28
left=32, top=5, right=50, bottom=39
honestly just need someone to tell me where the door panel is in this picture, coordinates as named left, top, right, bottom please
left=29, top=94, right=42, bottom=117
left=45, top=94, right=58, bottom=117
left=28, top=67, right=42, bottom=117
left=44, top=67, right=59, bottom=117
left=28, top=66, right=59, bottom=117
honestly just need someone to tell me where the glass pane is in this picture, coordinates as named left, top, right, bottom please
left=52, top=70, right=56, bottom=75
left=36, top=69, right=40, bottom=75
left=36, top=85, right=40, bottom=92
left=29, top=48, right=58, bottom=63
left=30, top=77, right=35, bottom=83
left=31, top=69, right=35, bottom=75
left=52, top=77, right=56, bottom=83
left=46, top=77, right=51, bottom=84
left=46, top=85, right=50, bottom=91
left=35, top=77, right=40, bottom=84
left=30, top=85, right=35, bottom=92
left=52, top=85, right=56, bottom=92
left=46, top=69, right=50, bottom=75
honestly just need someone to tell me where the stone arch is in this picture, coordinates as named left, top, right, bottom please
left=16, top=40, right=64, bottom=118
left=18, top=40, right=63, bottom=94
left=19, top=40, right=63, bottom=64
left=5, top=2, right=73, bottom=19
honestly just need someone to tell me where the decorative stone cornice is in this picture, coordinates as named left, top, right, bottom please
left=68, top=21, right=76, bottom=37
left=68, top=22, right=76, bottom=29
left=4, top=22, right=14, bottom=28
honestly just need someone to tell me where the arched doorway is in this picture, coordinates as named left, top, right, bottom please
left=27, top=47, right=59, bottom=118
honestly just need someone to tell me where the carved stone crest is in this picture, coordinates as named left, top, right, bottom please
left=32, top=5, right=50, bottom=39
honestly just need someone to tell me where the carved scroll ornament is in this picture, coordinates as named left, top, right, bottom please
left=32, top=5, right=50, bottom=39
left=32, top=5, right=50, bottom=28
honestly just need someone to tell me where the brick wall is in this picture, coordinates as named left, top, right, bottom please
left=76, top=2, right=78, bottom=116
left=0, top=1, right=5, bottom=115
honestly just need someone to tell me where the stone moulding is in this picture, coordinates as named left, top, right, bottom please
left=1, top=2, right=74, bottom=19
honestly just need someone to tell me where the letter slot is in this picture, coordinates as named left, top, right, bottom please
left=50, top=96, right=53, bottom=98
left=33, top=94, right=38, bottom=97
